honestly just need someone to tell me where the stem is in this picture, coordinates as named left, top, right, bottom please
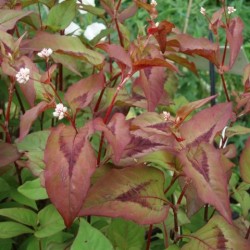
left=114, top=18, right=124, bottom=47
left=245, top=225, right=250, bottom=239
left=164, top=173, right=180, bottom=194
left=183, top=0, right=193, bottom=33
left=146, top=224, right=153, bottom=250
left=221, top=40, right=228, bottom=66
left=204, top=204, right=209, bottom=222
left=94, top=87, right=106, bottom=112
left=173, top=206, right=178, bottom=238
left=49, top=82, right=63, bottom=103
left=97, top=132, right=105, bottom=166
left=177, top=179, right=190, bottom=205
left=58, top=64, right=63, bottom=91
left=162, top=221, right=169, bottom=249
left=14, top=162, right=22, bottom=185
left=220, top=74, right=230, bottom=102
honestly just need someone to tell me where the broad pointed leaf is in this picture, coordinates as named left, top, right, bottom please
left=22, top=32, right=104, bottom=66
left=180, top=102, right=233, bottom=146
left=19, top=101, right=50, bottom=141
left=44, top=123, right=96, bottom=227
left=176, top=95, right=217, bottom=123
left=239, top=137, right=250, bottom=183
left=79, top=166, right=169, bottom=225
left=226, top=17, right=244, bottom=70
left=71, top=218, right=113, bottom=250
left=179, top=143, right=232, bottom=223
left=0, top=222, right=33, bottom=238
left=0, top=141, right=21, bottom=167
left=65, top=72, right=105, bottom=113
left=181, top=215, right=250, bottom=250
left=135, top=67, right=167, bottom=111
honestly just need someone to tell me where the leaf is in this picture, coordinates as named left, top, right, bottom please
left=79, top=166, right=169, bottom=225
left=35, top=204, right=65, bottom=238
left=0, top=9, right=33, bottom=31
left=0, top=30, right=14, bottom=50
left=181, top=215, right=250, bottom=250
left=96, top=43, right=132, bottom=68
left=0, top=141, right=21, bottom=167
left=0, top=222, right=33, bottom=238
left=225, top=125, right=250, bottom=138
left=180, top=102, right=233, bottom=146
left=44, top=123, right=96, bottom=227
left=226, top=17, right=244, bottom=70
left=10, top=189, right=37, bottom=210
left=179, top=143, right=232, bottom=223
left=176, top=95, right=217, bottom=123
left=133, top=58, right=178, bottom=73
left=107, top=218, right=145, bottom=250
left=93, top=113, right=131, bottom=164
left=65, top=72, right=105, bottom=113
left=135, top=67, right=167, bottom=111
left=18, top=178, right=48, bottom=200
left=22, top=32, right=104, bottom=66
left=169, top=34, right=220, bottom=66
left=0, top=208, right=37, bottom=227
left=71, top=218, right=113, bottom=250
left=45, top=0, right=76, bottom=31
left=19, top=101, right=50, bottom=141
left=239, top=137, right=250, bottom=183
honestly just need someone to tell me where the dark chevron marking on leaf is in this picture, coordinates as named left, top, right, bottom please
left=186, top=125, right=216, bottom=149
left=72, top=93, right=88, bottom=107
left=217, top=227, right=228, bottom=250
left=115, top=180, right=163, bottom=211
left=148, top=122, right=173, bottom=132
left=187, top=148, right=210, bottom=182
left=59, top=132, right=85, bottom=177
left=125, top=136, right=164, bottom=157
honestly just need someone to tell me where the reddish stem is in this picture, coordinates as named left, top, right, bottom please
left=245, top=225, right=250, bottom=240
left=164, top=173, right=180, bottom=194
left=162, top=221, right=169, bottom=249
left=220, top=74, right=230, bottom=102
left=177, top=179, right=190, bottom=205
left=146, top=224, right=153, bottom=250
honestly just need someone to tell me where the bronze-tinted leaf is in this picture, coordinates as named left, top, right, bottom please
left=44, top=123, right=96, bottom=227
left=239, top=137, right=250, bottom=184
left=0, top=142, right=21, bottom=168
left=181, top=215, right=250, bottom=250
left=79, top=166, right=169, bottom=225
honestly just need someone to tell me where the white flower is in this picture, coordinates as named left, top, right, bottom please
left=151, top=0, right=157, bottom=6
left=53, top=103, right=68, bottom=120
left=16, top=67, right=30, bottom=84
left=84, top=22, right=106, bottom=40
left=227, top=6, right=236, bottom=15
left=37, top=48, right=53, bottom=58
left=59, top=0, right=95, bottom=14
left=64, top=22, right=82, bottom=36
left=162, top=111, right=171, bottom=121
left=200, top=6, right=206, bottom=15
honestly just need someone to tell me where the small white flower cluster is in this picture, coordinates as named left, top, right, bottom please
left=16, top=67, right=30, bottom=84
left=151, top=0, right=157, bottom=7
left=162, top=111, right=171, bottom=121
left=53, top=103, right=68, bottom=120
left=227, top=6, right=236, bottom=15
left=200, top=7, right=206, bottom=15
left=37, top=48, right=53, bottom=59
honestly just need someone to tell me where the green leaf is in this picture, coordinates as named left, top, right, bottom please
left=78, top=5, right=105, bottom=16
left=0, top=208, right=37, bottom=227
left=240, top=137, right=250, bottom=183
left=35, top=204, right=65, bottom=238
left=18, top=178, right=48, bottom=200
left=17, top=131, right=50, bottom=152
left=10, top=189, right=37, bottom=210
left=45, top=0, right=76, bottom=31
left=0, top=239, right=12, bottom=250
left=0, top=178, right=10, bottom=201
left=71, top=218, right=113, bottom=250
left=181, top=215, right=250, bottom=250
left=226, top=125, right=250, bottom=138
left=107, top=218, right=145, bottom=250
left=0, top=222, right=33, bottom=238
left=167, top=245, right=180, bottom=250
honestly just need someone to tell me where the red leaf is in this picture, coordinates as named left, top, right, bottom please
left=94, top=113, right=131, bottom=164
left=176, top=95, right=217, bottom=123
left=19, top=101, right=50, bottom=141
left=169, top=34, right=220, bottom=66
left=226, top=17, right=244, bottom=70
left=179, top=143, right=232, bottom=223
left=79, top=166, right=169, bottom=225
left=135, top=67, right=167, bottom=111
left=44, top=123, right=96, bottom=227
left=0, top=141, right=21, bottom=167
left=65, top=72, right=105, bottom=113
left=118, top=3, right=138, bottom=23
left=96, top=43, right=132, bottom=68
left=133, top=58, right=178, bottom=73
left=209, top=8, right=225, bottom=35
left=180, top=102, right=233, bottom=146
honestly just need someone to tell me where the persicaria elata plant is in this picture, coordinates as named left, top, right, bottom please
left=0, top=0, right=250, bottom=249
